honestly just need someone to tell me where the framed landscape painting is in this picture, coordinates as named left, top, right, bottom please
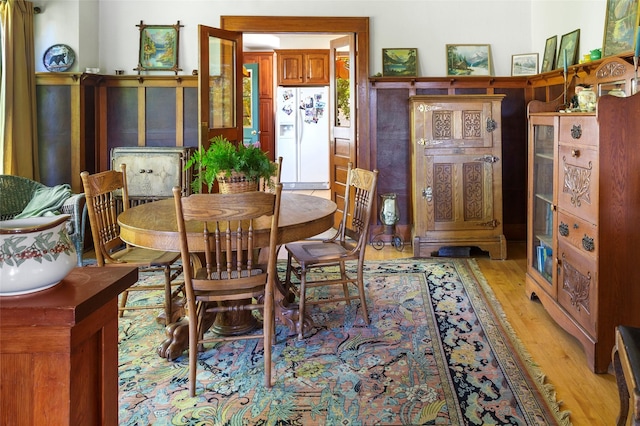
left=541, top=35, right=557, bottom=72
left=382, top=48, right=418, bottom=77
left=602, top=0, right=640, bottom=57
left=135, top=21, right=183, bottom=73
left=556, top=29, right=580, bottom=70
left=511, top=53, right=539, bottom=76
left=446, top=44, right=492, bottom=76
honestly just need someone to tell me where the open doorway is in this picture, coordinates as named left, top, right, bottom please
left=221, top=16, right=370, bottom=225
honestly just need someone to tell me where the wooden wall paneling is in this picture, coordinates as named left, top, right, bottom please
left=137, top=87, right=145, bottom=147
left=106, top=86, right=139, bottom=158
left=176, top=87, right=184, bottom=146
left=370, top=87, right=413, bottom=242
left=145, top=87, right=177, bottom=147
left=495, top=87, right=527, bottom=240
left=98, top=76, right=198, bottom=171
left=37, top=84, right=72, bottom=186
left=35, top=72, right=100, bottom=192
left=183, top=87, right=199, bottom=148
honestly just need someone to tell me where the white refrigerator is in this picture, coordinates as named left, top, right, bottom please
left=276, top=86, right=330, bottom=190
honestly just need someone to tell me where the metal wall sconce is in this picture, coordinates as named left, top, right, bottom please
left=371, top=192, right=404, bottom=251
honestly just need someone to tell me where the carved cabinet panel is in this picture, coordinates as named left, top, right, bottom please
left=410, top=95, right=506, bottom=259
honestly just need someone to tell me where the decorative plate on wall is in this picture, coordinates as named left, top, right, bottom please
left=43, top=44, right=75, bottom=72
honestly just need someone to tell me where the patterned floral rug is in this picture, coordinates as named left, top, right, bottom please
left=118, top=258, right=571, bottom=425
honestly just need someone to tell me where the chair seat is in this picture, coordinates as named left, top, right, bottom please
left=285, top=241, right=357, bottom=264
left=110, top=246, right=180, bottom=267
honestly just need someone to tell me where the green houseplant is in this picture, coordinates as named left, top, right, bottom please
left=186, top=135, right=277, bottom=193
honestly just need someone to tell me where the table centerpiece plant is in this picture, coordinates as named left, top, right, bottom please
left=186, top=135, right=277, bottom=193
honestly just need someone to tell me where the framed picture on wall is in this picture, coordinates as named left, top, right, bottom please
left=602, top=0, right=640, bottom=57
left=446, top=44, right=492, bottom=76
left=511, top=53, right=539, bottom=76
left=541, top=35, right=557, bottom=72
left=382, top=48, right=418, bottom=77
left=557, top=29, right=580, bottom=70
left=135, top=21, right=183, bottom=74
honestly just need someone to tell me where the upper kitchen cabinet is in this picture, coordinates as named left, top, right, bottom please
left=275, top=49, right=330, bottom=86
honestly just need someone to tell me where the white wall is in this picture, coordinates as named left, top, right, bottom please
left=33, top=0, right=608, bottom=77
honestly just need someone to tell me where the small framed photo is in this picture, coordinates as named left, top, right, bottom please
left=135, top=21, right=183, bottom=74
left=446, top=44, right=492, bottom=76
left=541, top=35, right=557, bottom=73
left=557, top=29, right=580, bottom=70
left=511, top=53, right=539, bottom=76
left=382, top=48, right=418, bottom=77
left=602, top=0, right=640, bottom=57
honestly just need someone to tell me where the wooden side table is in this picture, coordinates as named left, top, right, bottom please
left=0, top=266, right=138, bottom=426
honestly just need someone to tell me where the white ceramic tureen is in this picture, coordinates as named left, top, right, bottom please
left=0, top=215, right=77, bottom=296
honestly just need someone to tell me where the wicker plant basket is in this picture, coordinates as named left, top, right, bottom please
left=216, top=171, right=258, bottom=193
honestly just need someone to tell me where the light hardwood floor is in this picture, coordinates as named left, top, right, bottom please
left=367, top=241, right=619, bottom=426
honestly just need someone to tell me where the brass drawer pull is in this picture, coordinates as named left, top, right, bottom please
left=559, top=221, right=569, bottom=237
left=582, top=235, right=595, bottom=252
left=571, top=149, right=580, bottom=157
left=571, top=124, right=582, bottom=139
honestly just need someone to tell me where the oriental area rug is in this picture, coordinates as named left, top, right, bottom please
left=118, top=259, right=572, bottom=425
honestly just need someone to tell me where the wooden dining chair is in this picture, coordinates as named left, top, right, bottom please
left=81, top=164, right=184, bottom=324
left=172, top=183, right=283, bottom=396
left=284, top=163, right=378, bottom=340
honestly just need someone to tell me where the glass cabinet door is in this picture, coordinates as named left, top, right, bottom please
left=530, top=120, right=556, bottom=284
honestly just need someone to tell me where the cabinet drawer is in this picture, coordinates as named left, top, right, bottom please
left=111, top=147, right=194, bottom=198
left=558, top=144, right=598, bottom=223
left=557, top=210, right=597, bottom=258
left=559, top=115, right=597, bottom=147
left=557, top=241, right=597, bottom=338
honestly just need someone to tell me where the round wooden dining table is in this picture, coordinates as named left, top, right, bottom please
left=117, top=193, right=337, bottom=360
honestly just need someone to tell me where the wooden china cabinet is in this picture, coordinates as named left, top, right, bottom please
left=525, top=57, right=640, bottom=373
left=410, top=94, right=506, bottom=259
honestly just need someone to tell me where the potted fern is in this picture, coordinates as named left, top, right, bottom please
left=186, top=135, right=277, bottom=193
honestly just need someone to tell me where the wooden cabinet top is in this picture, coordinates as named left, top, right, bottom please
left=0, top=266, right=138, bottom=327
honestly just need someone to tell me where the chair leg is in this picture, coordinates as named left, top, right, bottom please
left=340, top=262, right=350, bottom=305
left=357, top=267, right=370, bottom=325
left=263, top=285, right=273, bottom=388
left=188, top=308, right=199, bottom=397
left=298, top=267, right=307, bottom=341
left=119, top=290, right=129, bottom=317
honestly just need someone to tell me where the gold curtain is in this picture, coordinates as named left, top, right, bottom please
left=0, top=0, right=39, bottom=179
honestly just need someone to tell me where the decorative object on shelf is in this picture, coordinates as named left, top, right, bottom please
left=371, top=193, right=404, bottom=251
left=134, top=20, right=183, bottom=74
left=185, top=135, right=277, bottom=194
left=590, top=48, right=602, bottom=60
left=511, top=53, right=539, bottom=76
left=43, top=44, right=75, bottom=72
left=381, top=48, right=417, bottom=77
left=446, top=44, right=492, bottom=76
left=557, top=29, right=580, bottom=70
left=577, top=85, right=597, bottom=111
left=602, top=0, right=640, bottom=57
left=0, top=215, right=77, bottom=296
left=608, top=85, right=626, bottom=97
left=541, top=35, right=557, bottom=72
